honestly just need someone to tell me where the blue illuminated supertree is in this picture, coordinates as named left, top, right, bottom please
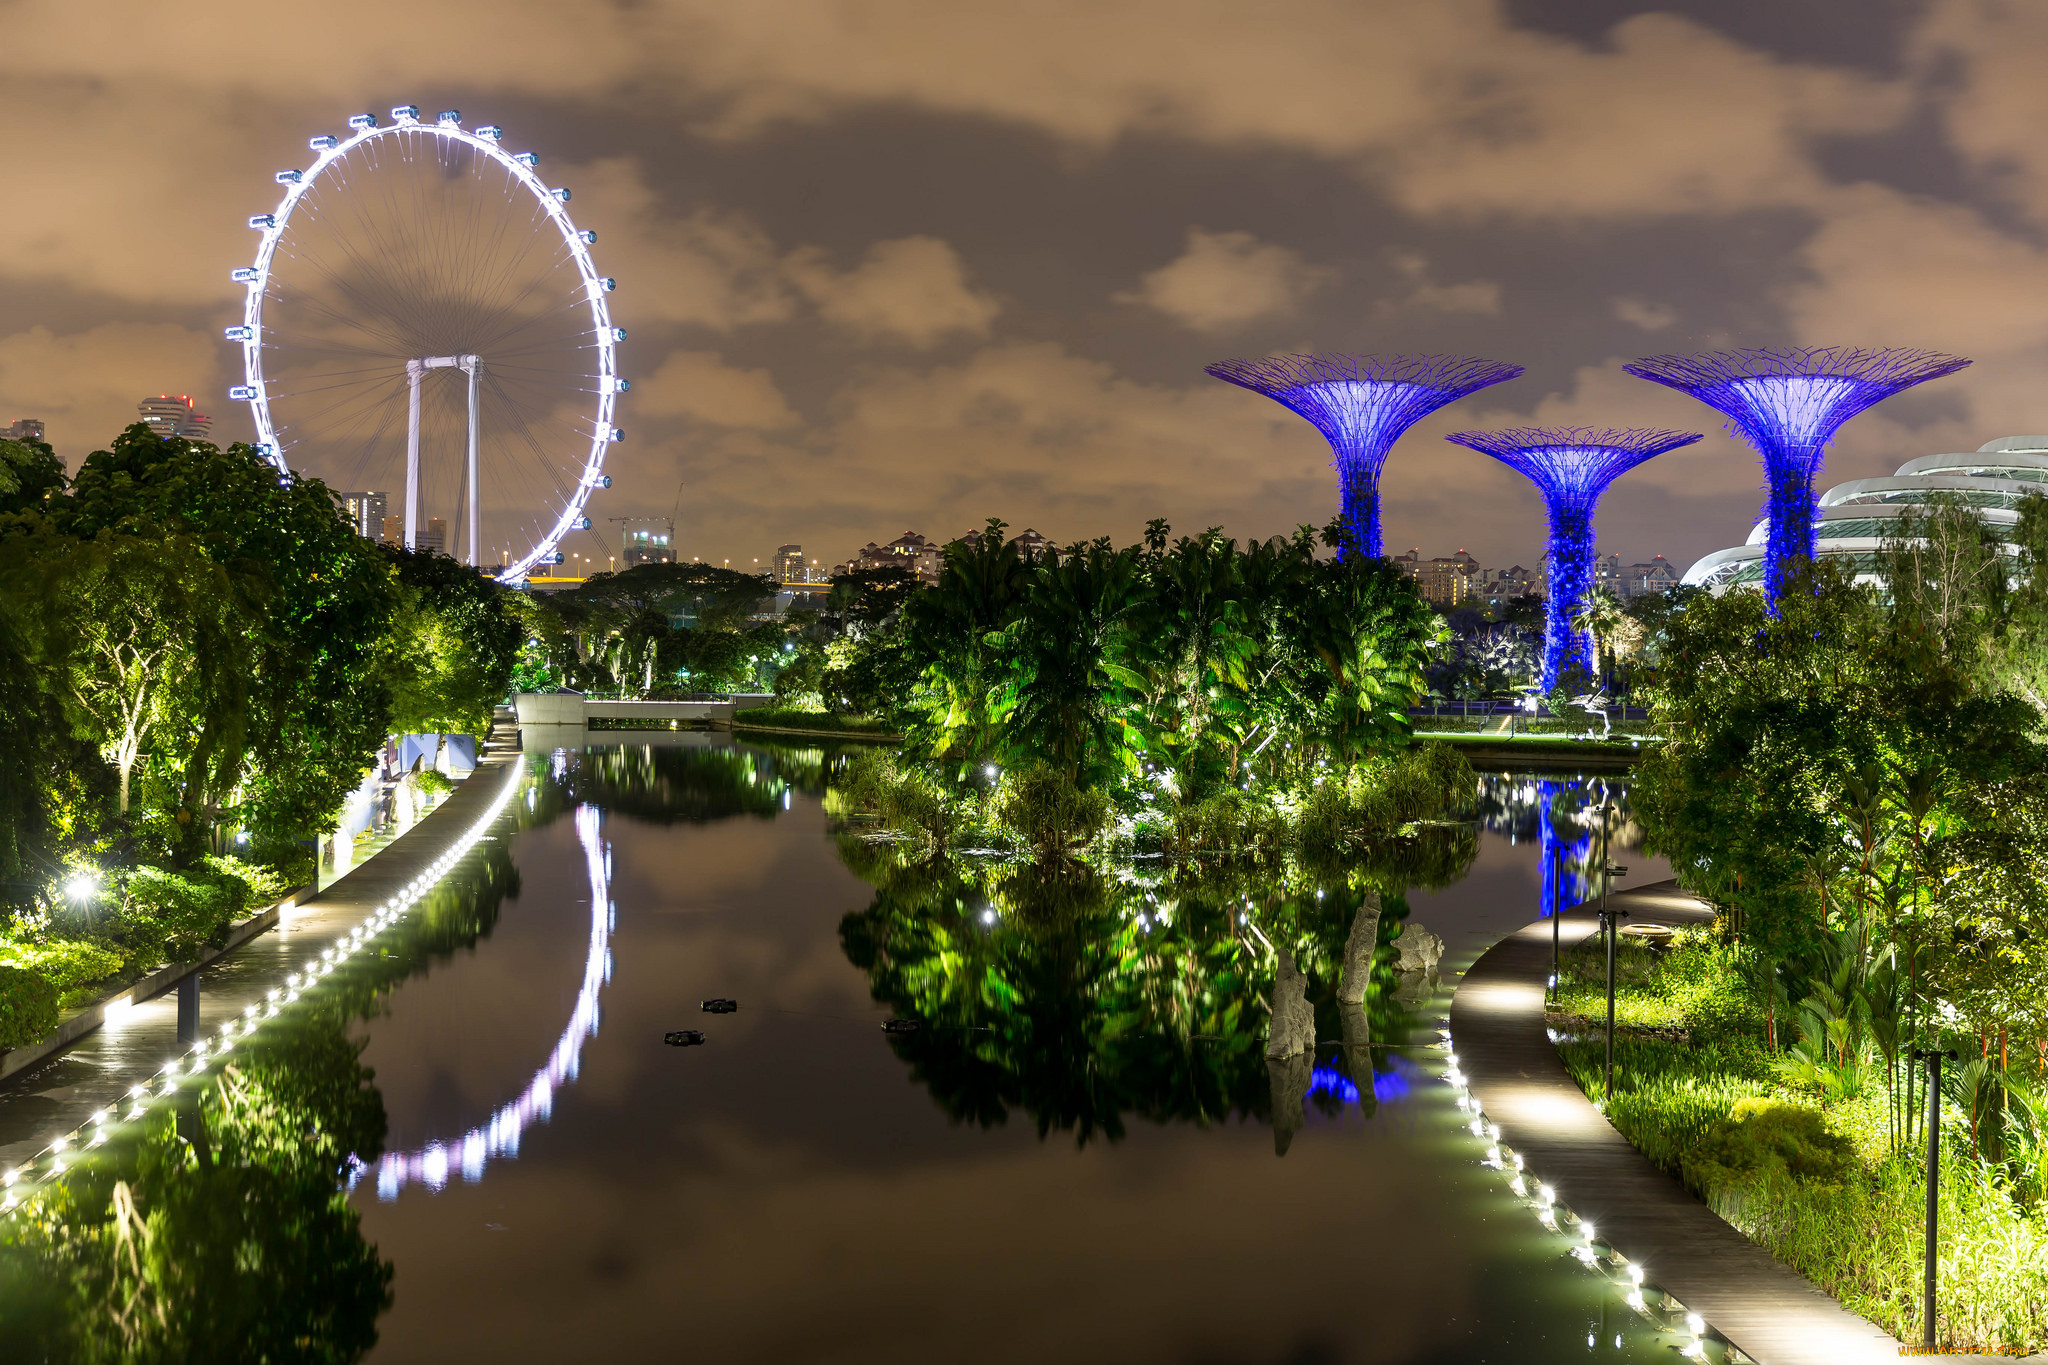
left=1444, top=426, right=1700, bottom=691
left=1622, top=347, right=1970, bottom=602
left=1206, top=353, right=1522, bottom=557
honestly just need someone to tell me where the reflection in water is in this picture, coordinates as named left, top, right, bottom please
left=1475, top=775, right=1641, bottom=917
left=835, top=820, right=1477, bottom=1152
left=0, top=835, right=525, bottom=1360
left=0, top=748, right=1664, bottom=1361
left=365, top=803, right=612, bottom=1200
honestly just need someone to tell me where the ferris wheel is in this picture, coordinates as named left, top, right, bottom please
left=227, top=105, right=624, bottom=581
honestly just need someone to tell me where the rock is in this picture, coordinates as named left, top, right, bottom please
left=1339, top=1002, right=1378, bottom=1120
left=1266, top=1048, right=1315, bottom=1157
left=1393, top=923, right=1445, bottom=975
left=1265, top=948, right=1317, bottom=1060
left=1337, top=891, right=1382, bottom=1005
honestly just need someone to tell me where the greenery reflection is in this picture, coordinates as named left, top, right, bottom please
left=837, top=821, right=1476, bottom=1148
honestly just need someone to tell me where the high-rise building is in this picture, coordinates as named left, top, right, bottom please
left=137, top=395, right=211, bottom=441
left=1619, top=556, right=1681, bottom=599
left=618, top=517, right=675, bottom=567
left=380, top=514, right=403, bottom=546
left=338, top=491, right=388, bottom=539
left=773, top=544, right=806, bottom=583
left=420, top=517, right=448, bottom=555
left=5, top=418, right=44, bottom=442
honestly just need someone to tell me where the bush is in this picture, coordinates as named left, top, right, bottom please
left=0, top=939, right=126, bottom=1002
left=0, top=964, right=60, bottom=1048
left=1170, top=787, right=1287, bottom=856
left=117, top=866, right=239, bottom=964
left=1685, top=1097, right=1855, bottom=1191
left=995, top=764, right=1109, bottom=858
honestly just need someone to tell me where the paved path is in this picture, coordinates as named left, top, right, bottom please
left=0, top=731, right=525, bottom=1166
left=1449, top=880, right=1908, bottom=1365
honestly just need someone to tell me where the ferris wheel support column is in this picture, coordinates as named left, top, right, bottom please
left=461, top=355, right=481, bottom=567
left=404, top=358, right=425, bottom=550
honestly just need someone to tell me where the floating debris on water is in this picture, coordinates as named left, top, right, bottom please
left=881, top=1018, right=919, bottom=1035
left=663, top=1030, right=707, bottom=1047
left=701, top=998, right=738, bottom=1014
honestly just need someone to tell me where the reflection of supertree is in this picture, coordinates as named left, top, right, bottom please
left=1623, top=347, right=1970, bottom=603
left=1472, top=774, right=1638, bottom=920
left=1445, top=427, right=1699, bottom=690
left=1206, top=354, right=1522, bottom=558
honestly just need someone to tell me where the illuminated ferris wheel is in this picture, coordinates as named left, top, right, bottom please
left=227, top=105, right=624, bottom=581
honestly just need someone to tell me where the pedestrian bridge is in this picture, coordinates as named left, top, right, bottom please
left=512, top=691, right=773, bottom=729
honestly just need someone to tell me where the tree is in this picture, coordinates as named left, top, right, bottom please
left=379, top=545, right=521, bottom=737
left=60, top=427, right=397, bottom=840
left=4, top=531, right=253, bottom=816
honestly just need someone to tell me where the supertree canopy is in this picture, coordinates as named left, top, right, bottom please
left=1206, top=353, right=1522, bottom=558
left=1622, top=347, right=1970, bottom=602
left=1445, top=426, right=1701, bottom=692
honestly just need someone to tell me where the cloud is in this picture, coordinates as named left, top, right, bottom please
left=1611, top=296, right=1678, bottom=331
left=1117, top=229, right=1335, bottom=331
left=569, top=161, right=795, bottom=333
left=1375, top=252, right=1499, bottom=317
left=782, top=237, right=1000, bottom=347
left=0, top=323, right=223, bottom=459
left=635, top=350, right=801, bottom=430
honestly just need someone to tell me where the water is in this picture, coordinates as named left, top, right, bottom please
left=0, top=738, right=1682, bottom=1363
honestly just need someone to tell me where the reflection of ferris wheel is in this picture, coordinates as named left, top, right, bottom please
left=227, top=105, right=624, bottom=581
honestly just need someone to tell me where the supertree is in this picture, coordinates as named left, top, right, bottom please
left=1206, top=353, right=1522, bottom=558
left=1622, top=347, right=1970, bottom=602
left=1444, top=426, right=1701, bottom=692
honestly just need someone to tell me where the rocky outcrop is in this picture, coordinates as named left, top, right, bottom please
left=1393, top=922, right=1445, bottom=975
left=1337, top=891, right=1382, bottom=1005
left=1265, top=948, right=1317, bottom=1060
left=1266, top=1048, right=1315, bottom=1157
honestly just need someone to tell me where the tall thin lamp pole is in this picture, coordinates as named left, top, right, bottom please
left=1913, top=1045, right=1957, bottom=1350
left=1550, top=840, right=1563, bottom=1002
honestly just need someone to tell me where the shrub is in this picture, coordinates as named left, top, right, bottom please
left=1685, top=1098, right=1855, bottom=1193
left=117, top=867, right=239, bottom=964
left=996, top=764, right=1109, bottom=858
left=0, top=965, right=59, bottom=1049
left=1170, top=788, right=1286, bottom=857
left=0, top=939, right=126, bottom=1002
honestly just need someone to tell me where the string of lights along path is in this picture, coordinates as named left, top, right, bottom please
left=226, top=104, right=626, bottom=584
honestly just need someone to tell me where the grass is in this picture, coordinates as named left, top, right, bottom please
left=1551, top=928, right=2048, bottom=1353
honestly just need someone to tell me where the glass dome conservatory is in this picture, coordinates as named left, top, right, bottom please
left=1682, top=434, right=2045, bottom=591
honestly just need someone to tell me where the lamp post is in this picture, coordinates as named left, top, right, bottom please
left=1549, top=840, right=1563, bottom=1002
left=1911, top=1045, right=1958, bottom=1350
left=1596, top=800, right=1630, bottom=1102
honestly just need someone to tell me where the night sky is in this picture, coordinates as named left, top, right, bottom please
left=3, top=0, right=2041, bottom=578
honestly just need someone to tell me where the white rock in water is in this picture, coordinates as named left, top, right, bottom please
left=1265, top=948, right=1317, bottom=1060
left=1394, top=923, right=1445, bottom=974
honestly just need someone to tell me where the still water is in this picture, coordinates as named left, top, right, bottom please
left=0, top=739, right=1676, bottom=1363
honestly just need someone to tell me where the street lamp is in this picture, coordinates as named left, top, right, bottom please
left=1911, top=1045, right=1959, bottom=1350
left=1594, top=800, right=1630, bottom=1102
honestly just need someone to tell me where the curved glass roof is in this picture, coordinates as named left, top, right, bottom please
left=1686, top=435, right=2038, bottom=591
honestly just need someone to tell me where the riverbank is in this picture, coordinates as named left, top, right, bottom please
left=1448, top=883, right=1911, bottom=1365
left=727, top=707, right=902, bottom=742
left=0, top=721, right=511, bottom=1097
left=1421, top=732, right=1649, bottom=772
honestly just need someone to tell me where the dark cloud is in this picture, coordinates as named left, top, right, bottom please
left=0, top=0, right=2042, bottom=579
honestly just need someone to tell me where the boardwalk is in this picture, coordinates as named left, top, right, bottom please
left=1448, top=881, right=1909, bottom=1365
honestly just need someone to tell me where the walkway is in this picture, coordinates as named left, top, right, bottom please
left=0, top=734, right=525, bottom=1168
left=1448, top=881, right=1907, bottom=1365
